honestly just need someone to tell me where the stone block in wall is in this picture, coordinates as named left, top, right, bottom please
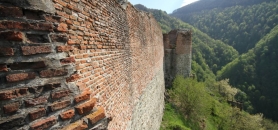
left=75, top=98, right=97, bottom=115
left=49, top=100, right=71, bottom=111
left=0, top=6, right=23, bottom=17
left=6, top=72, right=36, bottom=82
left=0, top=115, right=26, bottom=129
left=61, top=120, right=88, bottom=130
left=25, top=96, right=48, bottom=107
left=0, top=0, right=55, bottom=14
left=30, top=116, right=57, bottom=130
left=3, top=102, right=21, bottom=114
left=0, top=47, right=14, bottom=56
left=60, top=109, right=75, bottom=120
left=29, top=108, right=46, bottom=120
left=86, top=107, right=105, bottom=125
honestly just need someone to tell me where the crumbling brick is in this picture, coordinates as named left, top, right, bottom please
left=75, top=98, right=97, bottom=115
left=60, top=109, right=75, bottom=120
left=3, top=102, right=20, bottom=114
left=6, top=72, right=36, bottom=82
left=30, top=116, right=56, bottom=130
left=29, top=108, right=46, bottom=120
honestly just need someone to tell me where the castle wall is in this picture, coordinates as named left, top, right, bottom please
left=164, top=30, right=192, bottom=87
left=0, top=0, right=164, bottom=129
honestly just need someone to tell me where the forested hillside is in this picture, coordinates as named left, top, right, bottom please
left=172, top=0, right=278, bottom=53
left=134, top=3, right=278, bottom=129
left=135, top=4, right=238, bottom=79
left=217, top=25, right=278, bottom=121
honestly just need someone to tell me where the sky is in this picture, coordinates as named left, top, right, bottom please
left=128, top=0, right=199, bottom=14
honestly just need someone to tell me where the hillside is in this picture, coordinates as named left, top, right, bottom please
left=172, top=0, right=275, bottom=15
left=135, top=4, right=239, bottom=79
left=134, top=3, right=278, bottom=129
left=217, top=25, right=278, bottom=121
left=172, top=0, right=278, bottom=54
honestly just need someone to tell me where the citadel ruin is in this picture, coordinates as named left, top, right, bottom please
left=0, top=0, right=191, bottom=129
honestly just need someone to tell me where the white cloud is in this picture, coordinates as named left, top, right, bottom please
left=181, top=0, right=199, bottom=7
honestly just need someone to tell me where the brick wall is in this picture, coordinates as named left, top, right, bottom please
left=0, top=0, right=164, bottom=130
left=164, top=29, right=192, bottom=88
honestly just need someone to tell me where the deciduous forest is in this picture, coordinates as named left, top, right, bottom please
left=136, top=0, right=278, bottom=129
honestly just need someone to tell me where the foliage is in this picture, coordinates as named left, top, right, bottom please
left=169, top=76, right=212, bottom=120
left=167, top=76, right=277, bottom=130
left=160, top=103, right=191, bottom=130
left=172, top=0, right=278, bottom=54
left=218, top=25, right=278, bottom=121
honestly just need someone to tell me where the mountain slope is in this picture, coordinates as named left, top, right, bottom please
left=217, top=25, right=278, bottom=121
left=135, top=4, right=239, bottom=80
left=172, top=0, right=278, bottom=53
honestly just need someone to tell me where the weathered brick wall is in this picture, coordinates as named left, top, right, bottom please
left=164, top=29, right=192, bottom=88
left=0, top=0, right=164, bottom=130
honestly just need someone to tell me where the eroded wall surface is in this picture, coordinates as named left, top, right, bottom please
left=0, top=0, right=164, bottom=129
left=164, top=29, right=192, bottom=88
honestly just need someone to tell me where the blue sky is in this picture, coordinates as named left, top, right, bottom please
left=129, top=0, right=199, bottom=14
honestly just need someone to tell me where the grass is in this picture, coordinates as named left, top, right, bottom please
left=160, top=103, right=191, bottom=130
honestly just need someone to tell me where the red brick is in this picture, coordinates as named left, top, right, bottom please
left=57, top=45, right=75, bottom=52
left=76, top=82, right=86, bottom=91
left=6, top=72, right=36, bottom=82
left=30, top=116, right=57, bottom=130
left=49, top=100, right=71, bottom=111
left=10, top=61, right=46, bottom=70
left=97, top=45, right=102, bottom=49
left=67, top=4, right=80, bottom=12
left=24, top=10, right=41, bottom=20
left=40, top=69, right=68, bottom=78
left=21, top=46, right=52, bottom=55
left=0, top=21, right=15, bottom=29
left=43, top=83, right=61, bottom=90
left=25, top=96, right=48, bottom=107
left=56, top=11, right=69, bottom=19
left=75, top=98, right=97, bottom=115
left=72, top=0, right=80, bottom=2
left=36, top=23, right=54, bottom=31
left=50, top=34, right=68, bottom=43
left=0, top=21, right=53, bottom=31
left=66, top=73, right=80, bottom=82
left=75, top=54, right=83, bottom=59
left=0, top=6, right=23, bottom=17
left=82, top=77, right=89, bottom=83
left=69, top=15, right=77, bottom=20
left=60, top=109, right=75, bottom=120
left=44, top=15, right=63, bottom=23
left=57, top=23, right=68, bottom=32
left=53, top=0, right=67, bottom=6
left=3, top=102, right=20, bottom=114
left=67, top=39, right=76, bottom=45
left=29, top=108, right=46, bottom=120
left=13, top=21, right=29, bottom=30
left=0, top=64, right=8, bottom=72
left=60, top=57, right=75, bottom=64
left=86, top=107, right=105, bottom=124
left=0, top=88, right=28, bottom=100
left=0, top=47, right=14, bottom=56
left=26, top=34, right=49, bottom=43
left=51, top=89, right=71, bottom=99
left=74, top=91, right=91, bottom=103
left=65, top=19, right=73, bottom=25
left=61, top=120, right=88, bottom=130
left=62, top=120, right=88, bottom=130
left=0, top=31, right=23, bottom=41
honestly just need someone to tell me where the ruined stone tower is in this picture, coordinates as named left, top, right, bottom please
left=164, top=29, right=192, bottom=87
